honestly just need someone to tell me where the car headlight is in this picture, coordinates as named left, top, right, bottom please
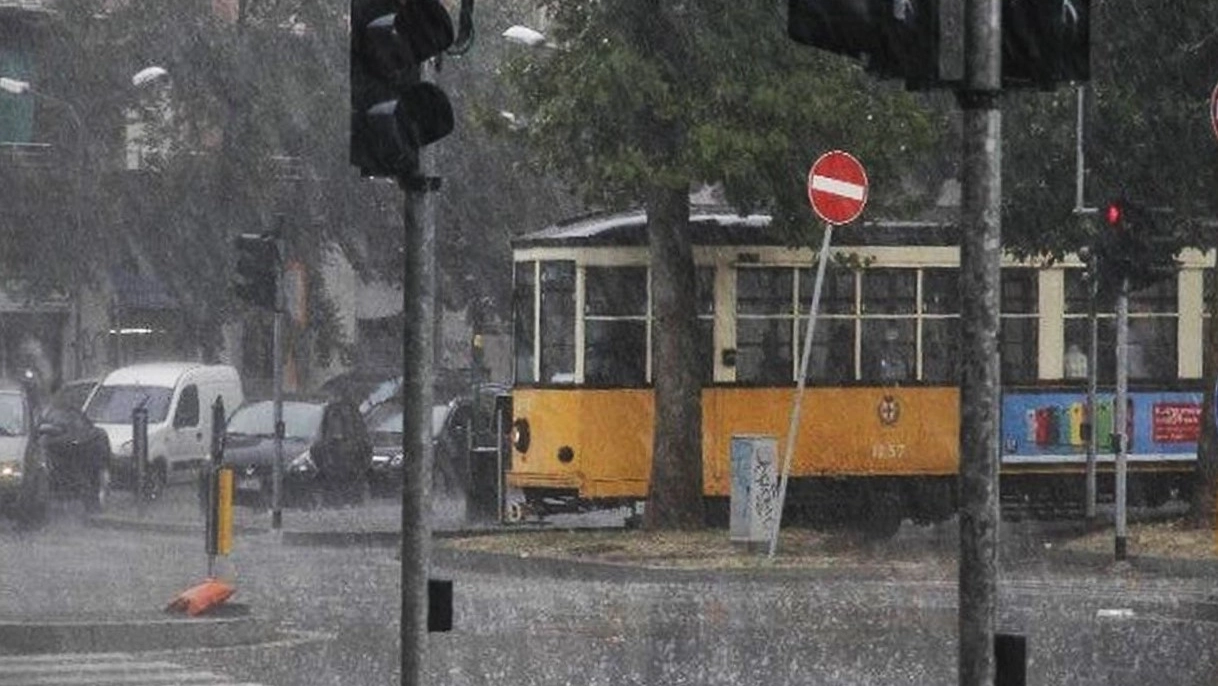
left=0, top=460, right=22, bottom=480
left=288, top=450, right=316, bottom=474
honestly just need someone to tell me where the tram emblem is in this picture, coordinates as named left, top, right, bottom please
left=877, top=395, right=901, bottom=426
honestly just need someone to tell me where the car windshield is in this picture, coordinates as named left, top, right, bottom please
left=85, top=385, right=173, bottom=424
left=369, top=404, right=446, bottom=438
left=50, top=381, right=97, bottom=411
left=0, top=391, right=26, bottom=437
left=226, top=401, right=323, bottom=441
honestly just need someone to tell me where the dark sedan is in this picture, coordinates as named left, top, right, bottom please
left=366, top=382, right=508, bottom=500
left=221, top=397, right=372, bottom=509
left=38, top=405, right=112, bottom=512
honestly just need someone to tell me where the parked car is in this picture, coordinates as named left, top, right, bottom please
left=366, top=382, right=509, bottom=500
left=318, top=368, right=401, bottom=415
left=0, top=378, right=48, bottom=527
left=221, top=396, right=372, bottom=509
left=84, top=363, right=244, bottom=499
left=37, top=405, right=112, bottom=512
left=49, top=378, right=99, bottom=412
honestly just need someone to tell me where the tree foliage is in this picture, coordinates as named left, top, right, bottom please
left=500, top=0, right=945, bottom=528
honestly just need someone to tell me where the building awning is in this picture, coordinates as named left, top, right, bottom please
left=0, top=282, right=69, bottom=313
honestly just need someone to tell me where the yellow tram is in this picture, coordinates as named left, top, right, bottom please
left=505, top=207, right=1208, bottom=528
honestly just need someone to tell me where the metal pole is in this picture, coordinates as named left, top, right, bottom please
left=1114, top=279, right=1129, bottom=560
left=400, top=63, right=438, bottom=686
left=271, top=226, right=285, bottom=531
left=1074, top=85, right=1086, bottom=213
left=956, top=0, right=1003, bottom=682
left=1085, top=276, right=1098, bottom=520
left=768, top=223, right=833, bottom=558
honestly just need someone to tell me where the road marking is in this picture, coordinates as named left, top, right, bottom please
left=0, top=652, right=267, bottom=686
left=1097, top=608, right=1136, bottom=619
left=809, top=174, right=866, bottom=201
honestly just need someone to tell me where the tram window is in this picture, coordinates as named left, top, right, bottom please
left=1064, top=318, right=1116, bottom=385
left=861, top=269, right=916, bottom=315
left=696, top=267, right=714, bottom=382
left=1001, top=268, right=1038, bottom=384
left=586, top=266, right=647, bottom=317
left=513, top=262, right=536, bottom=384
left=922, top=269, right=959, bottom=315
left=696, top=266, right=714, bottom=316
left=861, top=319, right=915, bottom=383
left=585, top=320, right=646, bottom=386
left=801, top=318, right=854, bottom=383
left=738, top=268, right=794, bottom=315
left=922, top=318, right=960, bottom=383
left=737, top=318, right=793, bottom=384
left=798, top=267, right=854, bottom=314
left=540, top=261, right=576, bottom=384
left=585, top=267, right=647, bottom=386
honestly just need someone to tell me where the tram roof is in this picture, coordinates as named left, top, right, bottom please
left=512, top=207, right=956, bottom=249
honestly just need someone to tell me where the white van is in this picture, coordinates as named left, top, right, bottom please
left=84, top=363, right=244, bottom=496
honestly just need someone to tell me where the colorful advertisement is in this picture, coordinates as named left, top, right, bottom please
left=1000, top=390, right=1201, bottom=464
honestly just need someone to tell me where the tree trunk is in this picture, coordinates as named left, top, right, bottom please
left=644, top=184, right=704, bottom=530
left=1191, top=270, right=1218, bottom=528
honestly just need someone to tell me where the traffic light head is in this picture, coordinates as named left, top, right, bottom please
left=1094, top=198, right=1178, bottom=292
left=787, top=0, right=1090, bottom=88
left=233, top=233, right=279, bottom=310
left=1104, top=201, right=1122, bottom=229
left=350, top=0, right=455, bottom=179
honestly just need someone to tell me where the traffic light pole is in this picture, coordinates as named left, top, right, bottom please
left=1114, top=279, right=1129, bottom=560
left=271, top=226, right=285, bottom=531
left=400, top=68, right=438, bottom=686
left=1085, top=276, right=1098, bottom=521
left=956, top=0, right=1002, bottom=684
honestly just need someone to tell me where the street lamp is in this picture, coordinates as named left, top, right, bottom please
left=0, top=66, right=169, bottom=378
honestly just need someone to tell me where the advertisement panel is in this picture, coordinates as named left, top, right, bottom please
left=1000, top=389, right=1201, bottom=464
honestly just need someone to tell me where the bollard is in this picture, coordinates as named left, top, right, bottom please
left=132, top=406, right=148, bottom=517
left=995, top=633, right=1027, bottom=686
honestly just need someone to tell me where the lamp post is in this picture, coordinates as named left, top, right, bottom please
left=0, top=67, right=168, bottom=379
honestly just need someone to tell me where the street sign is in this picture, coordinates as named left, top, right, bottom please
left=807, top=150, right=868, bottom=225
left=1210, top=81, right=1218, bottom=145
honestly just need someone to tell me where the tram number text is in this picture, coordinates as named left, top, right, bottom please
left=870, top=443, right=906, bottom=460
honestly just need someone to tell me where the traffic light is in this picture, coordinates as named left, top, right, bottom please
left=786, top=0, right=939, bottom=83
left=233, top=233, right=279, bottom=310
left=1095, top=199, right=1178, bottom=292
left=787, top=0, right=1090, bottom=88
left=350, top=0, right=455, bottom=179
left=1003, top=0, right=1090, bottom=87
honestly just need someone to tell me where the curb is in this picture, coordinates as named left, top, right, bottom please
left=0, top=605, right=282, bottom=656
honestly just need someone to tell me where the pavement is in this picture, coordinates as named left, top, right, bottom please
left=1, top=486, right=1216, bottom=656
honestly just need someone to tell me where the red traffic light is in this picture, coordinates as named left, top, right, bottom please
left=1105, top=202, right=1122, bottom=227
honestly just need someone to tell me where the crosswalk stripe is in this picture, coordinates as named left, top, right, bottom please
left=0, top=652, right=266, bottom=686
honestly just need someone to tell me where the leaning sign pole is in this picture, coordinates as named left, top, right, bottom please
left=769, top=150, right=868, bottom=558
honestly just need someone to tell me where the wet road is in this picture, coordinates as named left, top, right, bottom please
left=1, top=492, right=1216, bottom=685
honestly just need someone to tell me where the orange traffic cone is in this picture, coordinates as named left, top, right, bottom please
left=166, top=578, right=236, bottom=616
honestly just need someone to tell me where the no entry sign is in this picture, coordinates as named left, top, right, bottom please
left=807, top=150, right=868, bottom=225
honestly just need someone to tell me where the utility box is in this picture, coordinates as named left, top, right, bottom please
left=729, top=435, right=779, bottom=545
